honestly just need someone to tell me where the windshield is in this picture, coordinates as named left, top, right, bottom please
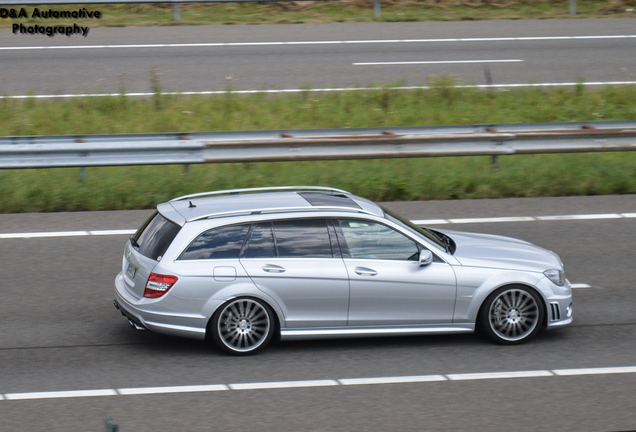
left=383, top=208, right=447, bottom=253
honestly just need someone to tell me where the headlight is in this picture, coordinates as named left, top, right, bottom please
left=544, top=269, right=565, bottom=286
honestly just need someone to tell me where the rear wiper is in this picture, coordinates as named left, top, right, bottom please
left=129, top=237, right=140, bottom=248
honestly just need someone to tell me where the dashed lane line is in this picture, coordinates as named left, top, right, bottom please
left=352, top=59, right=524, bottom=66
left=552, top=366, right=636, bottom=376
left=413, top=213, right=635, bottom=225
left=4, top=389, right=118, bottom=401
left=445, top=370, right=554, bottom=380
left=3, top=366, right=635, bottom=400
left=0, top=229, right=136, bottom=239
left=229, top=379, right=340, bottom=391
left=117, top=384, right=228, bottom=395
left=1, top=213, right=634, bottom=239
left=339, top=375, right=447, bottom=385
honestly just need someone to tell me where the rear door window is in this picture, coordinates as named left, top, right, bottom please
left=273, top=219, right=333, bottom=258
left=133, top=212, right=181, bottom=261
left=243, top=222, right=277, bottom=258
left=179, top=223, right=250, bottom=260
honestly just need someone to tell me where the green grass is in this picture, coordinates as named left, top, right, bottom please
left=1, top=80, right=636, bottom=213
left=0, top=0, right=635, bottom=28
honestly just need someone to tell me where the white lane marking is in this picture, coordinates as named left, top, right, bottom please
left=3, top=366, right=636, bottom=400
left=571, top=283, right=592, bottom=289
left=412, top=219, right=450, bottom=225
left=339, top=375, right=447, bottom=385
left=537, top=213, right=622, bottom=221
left=0, top=230, right=89, bottom=239
left=447, top=216, right=536, bottom=224
left=118, top=384, right=228, bottom=395
left=0, top=229, right=131, bottom=239
left=1, top=35, right=635, bottom=51
left=229, top=379, right=339, bottom=391
left=353, top=59, right=523, bottom=66
left=412, top=213, right=634, bottom=225
left=553, top=366, right=636, bottom=376
left=446, top=370, right=554, bottom=380
left=4, top=389, right=117, bottom=400
left=2, top=212, right=633, bottom=239
left=2, top=81, right=636, bottom=100
left=0, top=395, right=4, bottom=401
left=89, top=229, right=137, bottom=236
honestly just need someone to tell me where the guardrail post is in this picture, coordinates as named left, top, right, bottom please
left=173, top=3, right=181, bottom=21
left=491, top=155, right=499, bottom=170
left=374, top=0, right=381, bottom=18
left=79, top=167, right=87, bottom=182
left=569, top=0, right=576, bottom=15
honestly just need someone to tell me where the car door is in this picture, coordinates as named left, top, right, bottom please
left=239, top=218, right=350, bottom=328
left=336, top=218, right=457, bottom=326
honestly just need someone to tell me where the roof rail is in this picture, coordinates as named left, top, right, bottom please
left=190, top=205, right=377, bottom=222
left=170, top=186, right=351, bottom=202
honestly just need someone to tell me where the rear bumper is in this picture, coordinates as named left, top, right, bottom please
left=114, top=272, right=207, bottom=340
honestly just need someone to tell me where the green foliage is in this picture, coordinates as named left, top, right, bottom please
left=0, top=0, right=635, bottom=28
left=1, top=83, right=636, bottom=213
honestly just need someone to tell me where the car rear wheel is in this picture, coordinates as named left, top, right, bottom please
left=479, top=286, right=544, bottom=344
left=211, top=298, right=274, bottom=355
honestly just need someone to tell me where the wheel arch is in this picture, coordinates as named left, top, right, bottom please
left=205, top=294, right=283, bottom=341
left=476, top=283, right=549, bottom=330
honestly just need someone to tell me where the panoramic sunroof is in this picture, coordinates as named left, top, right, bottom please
left=298, top=192, right=361, bottom=209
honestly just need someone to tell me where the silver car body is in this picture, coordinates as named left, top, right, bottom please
left=114, top=186, right=572, bottom=349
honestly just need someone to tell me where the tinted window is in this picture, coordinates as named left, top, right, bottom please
left=133, top=212, right=181, bottom=261
left=179, top=224, right=250, bottom=260
left=273, top=219, right=333, bottom=258
left=338, top=219, right=419, bottom=261
left=243, top=223, right=276, bottom=258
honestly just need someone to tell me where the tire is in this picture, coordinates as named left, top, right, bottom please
left=478, top=285, right=544, bottom=345
left=210, top=297, right=275, bottom=355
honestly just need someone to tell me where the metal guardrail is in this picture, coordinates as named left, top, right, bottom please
left=1, top=121, right=635, bottom=170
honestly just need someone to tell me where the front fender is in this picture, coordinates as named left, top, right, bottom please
left=452, top=266, right=546, bottom=323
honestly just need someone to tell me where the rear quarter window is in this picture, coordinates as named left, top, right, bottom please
left=133, top=212, right=181, bottom=261
left=179, top=224, right=250, bottom=260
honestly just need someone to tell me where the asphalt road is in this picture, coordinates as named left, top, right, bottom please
left=1, top=19, right=636, bottom=96
left=0, top=194, right=635, bottom=431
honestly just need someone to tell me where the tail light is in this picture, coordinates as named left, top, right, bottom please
left=144, top=273, right=178, bottom=298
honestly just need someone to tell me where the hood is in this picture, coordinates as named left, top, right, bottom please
left=438, top=229, right=562, bottom=272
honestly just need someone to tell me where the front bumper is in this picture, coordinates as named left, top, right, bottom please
left=541, top=278, right=573, bottom=329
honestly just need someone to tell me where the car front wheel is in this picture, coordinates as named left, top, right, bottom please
left=211, top=297, right=275, bottom=355
left=479, top=286, right=544, bottom=344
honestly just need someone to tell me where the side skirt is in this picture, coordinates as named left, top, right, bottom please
left=280, top=325, right=475, bottom=341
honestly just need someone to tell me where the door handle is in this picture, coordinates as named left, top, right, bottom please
left=355, top=267, right=377, bottom=276
left=262, top=264, right=286, bottom=273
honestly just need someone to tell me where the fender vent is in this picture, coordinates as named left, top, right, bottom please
left=550, top=303, right=561, bottom=321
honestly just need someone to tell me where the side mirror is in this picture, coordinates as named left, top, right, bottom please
left=419, top=249, right=433, bottom=266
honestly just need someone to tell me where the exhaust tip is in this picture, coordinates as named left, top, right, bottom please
left=128, top=319, right=147, bottom=331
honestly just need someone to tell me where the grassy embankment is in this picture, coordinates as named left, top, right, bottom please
left=1, top=80, right=636, bottom=213
left=0, top=0, right=635, bottom=28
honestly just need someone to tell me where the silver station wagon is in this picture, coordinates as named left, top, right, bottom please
left=114, top=186, right=573, bottom=355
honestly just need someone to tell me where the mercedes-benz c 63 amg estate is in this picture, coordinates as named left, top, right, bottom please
left=114, top=186, right=573, bottom=355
